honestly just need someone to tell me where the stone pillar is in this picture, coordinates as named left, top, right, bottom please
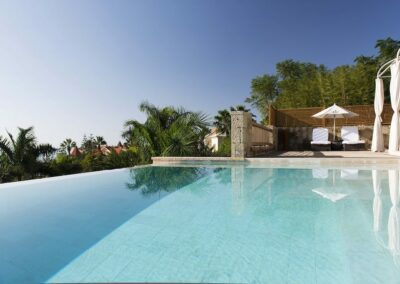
left=231, top=165, right=246, bottom=214
left=231, top=111, right=252, bottom=158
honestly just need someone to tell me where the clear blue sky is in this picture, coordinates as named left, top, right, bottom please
left=0, top=0, right=399, bottom=146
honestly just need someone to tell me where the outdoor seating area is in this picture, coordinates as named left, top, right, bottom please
left=310, top=125, right=365, bottom=151
left=310, top=104, right=365, bottom=151
left=229, top=48, right=400, bottom=157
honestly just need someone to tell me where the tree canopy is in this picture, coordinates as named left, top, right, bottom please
left=246, top=37, right=400, bottom=120
left=0, top=127, right=56, bottom=181
left=123, top=101, right=211, bottom=162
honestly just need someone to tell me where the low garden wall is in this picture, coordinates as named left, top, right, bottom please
left=251, top=123, right=277, bottom=156
left=270, top=104, right=392, bottom=127
left=231, top=112, right=276, bottom=158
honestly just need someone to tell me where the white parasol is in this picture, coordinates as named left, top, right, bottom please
left=312, top=104, right=359, bottom=140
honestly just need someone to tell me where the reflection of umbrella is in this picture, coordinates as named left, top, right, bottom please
left=372, top=170, right=382, bottom=232
left=388, top=170, right=400, bottom=257
left=312, top=104, right=359, bottom=140
left=312, top=189, right=348, bottom=202
left=311, top=169, right=350, bottom=203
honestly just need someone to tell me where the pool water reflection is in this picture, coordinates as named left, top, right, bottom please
left=0, top=165, right=399, bottom=283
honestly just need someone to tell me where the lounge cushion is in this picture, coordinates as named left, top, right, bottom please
left=311, top=141, right=331, bottom=145
left=342, top=140, right=365, bottom=145
left=311, top=128, right=330, bottom=144
left=341, top=126, right=365, bottom=144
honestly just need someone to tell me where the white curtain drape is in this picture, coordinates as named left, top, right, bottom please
left=371, top=79, right=385, bottom=152
left=372, top=170, right=382, bottom=232
left=388, top=61, right=400, bottom=152
left=388, top=170, right=399, bottom=254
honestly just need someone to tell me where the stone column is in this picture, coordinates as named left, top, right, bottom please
left=231, top=111, right=252, bottom=158
left=231, top=165, right=246, bottom=214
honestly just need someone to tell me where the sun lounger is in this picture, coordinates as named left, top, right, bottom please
left=312, top=168, right=329, bottom=179
left=341, top=126, right=365, bottom=151
left=311, top=128, right=331, bottom=151
left=340, top=169, right=359, bottom=180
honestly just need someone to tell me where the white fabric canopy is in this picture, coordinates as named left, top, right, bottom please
left=371, top=78, right=385, bottom=152
left=372, top=170, right=382, bottom=232
left=388, top=170, right=399, bottom=254
left=388, top=61, right=400, bottom=152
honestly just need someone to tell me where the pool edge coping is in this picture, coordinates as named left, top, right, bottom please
left=0, top=164, right=153, bottom=189
left=151, top=156, right=400, bottom=166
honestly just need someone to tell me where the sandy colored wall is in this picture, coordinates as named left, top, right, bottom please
left=251, top=123, right=275, bottom=146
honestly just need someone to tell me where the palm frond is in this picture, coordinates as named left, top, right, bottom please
left=0, top=136, right=13, bottom=161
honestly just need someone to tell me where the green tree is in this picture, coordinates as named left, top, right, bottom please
left=246, top=75, right=279, bottom=121
left=274, top=60, right=325, bottom=108
left=213, top=109, right=231, bottom=136
left=255, top=38, right=400, bottom=110
left=213, top=105, right=251, bottom=136
left=126, top=166, right=207, bottom=196
left=375, top=37, right=400, bottom=64
left=0, top=153, right=12, bottom=182
left=123, top=101, right=210, bottom=162
left=0, top=127, right=56, bottom=181
left=94, top=136, right=107, bottom=147
left=59, top=138, right=76, bottom=156
left=51, top=153, right=83, bottom=175
left=230, top=105, right=250, bottom=112
left=81, top=134, right=96, bottom=152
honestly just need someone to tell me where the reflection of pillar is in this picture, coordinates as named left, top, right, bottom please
left=372, top=170, right=382, bottom=232
left=231, top=111, right=252, bottom=158
left=388, top=170, right=400, bottom=256
left=231, top=166, right=246, bottom=215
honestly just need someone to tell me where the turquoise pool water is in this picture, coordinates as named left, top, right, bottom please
left=1, top=165, right=399, bottom=283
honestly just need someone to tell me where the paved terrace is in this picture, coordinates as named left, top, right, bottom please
left=152, top=151, right=400, bottom=168
left=257, top=151, right=394, bottom=158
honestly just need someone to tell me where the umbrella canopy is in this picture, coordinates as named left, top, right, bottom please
left=312, top=104, right=359, bottom=140
left=312, top=103, right=359, bottom=119
left=311, top=169, right=351, bottom=203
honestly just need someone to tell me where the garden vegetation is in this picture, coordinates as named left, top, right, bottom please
left=1, top=38, right=399, bottom=182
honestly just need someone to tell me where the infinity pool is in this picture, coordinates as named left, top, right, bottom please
left=0, top=164, right=399, bottom=283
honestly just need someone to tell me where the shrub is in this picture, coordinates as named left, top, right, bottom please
left=214, top=137, right=231, bottom=157
left=51, top=154, right=83, bottom=175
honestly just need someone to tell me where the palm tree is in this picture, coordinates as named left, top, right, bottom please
left=375, top=37, right=400, bottom=64
left=0, top=127, right=56, bottom=180
left=213, top=105, right=252, bottom=136
left=123, top=101, right=209, bottom=161
left=94, top=136, right=107, bottom=147
left=230, top=105, right=251, bottom=112
left=213, top=109, right=231, bottom=136
left=60, top=138, right=76, bottom=156
left=126, top=167, right=207, bottom=197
